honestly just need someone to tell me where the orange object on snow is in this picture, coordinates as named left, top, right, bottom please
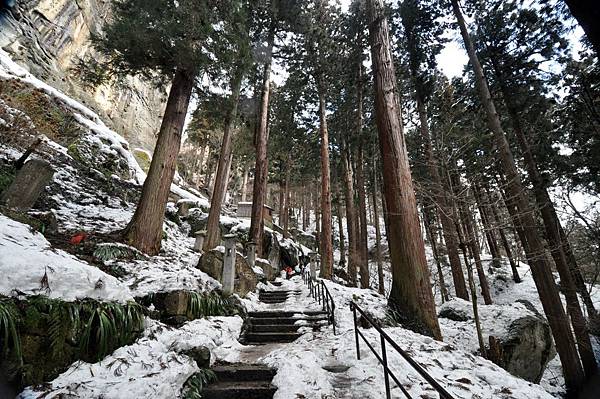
left=70, top=232, right=87, bottom=245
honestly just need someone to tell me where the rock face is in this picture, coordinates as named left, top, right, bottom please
left=198, top=249, right=258, bottom=297
left=1, top=159, right=54, bottom=210
left=438, top=298, right=555, bottom=383
left=0, top=1, right=166, bottom=151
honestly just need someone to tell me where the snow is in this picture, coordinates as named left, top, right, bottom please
left=19, top=316, right=243, bottom=399
left=0, top=215, right=133, bottom=303
left=247, top=277, right=554, bottom=399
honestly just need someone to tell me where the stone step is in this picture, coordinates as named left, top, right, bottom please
left=212, top=364, right=276, bottom=383
left=258, top=291, right=300, bottom=297
left=248, top=317, right=328, bottom=325
left=258, top=299, right=288, bottom=304
left=243, top=332, right=301, bottom=343
left=251, top=324, right=301, bottom=333
left=201, top=380, right=277, bottom=399
left=248, top=311, right=327, bottom=318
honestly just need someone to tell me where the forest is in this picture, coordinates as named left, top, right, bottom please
left=0, top=0, right=599, bottom=398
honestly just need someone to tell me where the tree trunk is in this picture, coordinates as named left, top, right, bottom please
left=282, top=159, right=291, bottom=238
left=355, top=61, right=370, bottom=289
left=367, top=0, right=441, bottom=340
left=415, top=89, right=468, bottom=301
left=317, top=79, right=334, bottom=280
left=564, top=0, right=600, bottom=58
left=473, top=182, right=501, bottom=267
left=196, top=144, right=207, bottom=186
left=249, top=30, right=274, bottom=257
left=240, top=166, right=249, bottom=203
left=203, top=69, right=244, bottom=251
left=337, top=190, right=346, bottom=268
left=342, top=142, right=359, bottom=286
left=372, top=167, right=385, bottom=296
left=451, top=0, right=585, bottom=389
left=486, top=188, right=521, bottom=283
left=458, top=193, right=493, bottom=305
left=492, top=62, right=597, bottom=375
left=423, top=204, right=449, bottom=303
left=123, top=68, right=194, bottom=255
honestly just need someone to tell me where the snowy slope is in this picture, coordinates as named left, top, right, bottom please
left=0, top=215, right=133, bottom=302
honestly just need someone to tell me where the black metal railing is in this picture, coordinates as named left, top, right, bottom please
left=350, top=302, right=455, bottom=399
left=302, top=268, right=336, bottom=335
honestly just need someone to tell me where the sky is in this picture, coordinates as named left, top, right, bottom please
left=338, top=0, right=470, bottom=79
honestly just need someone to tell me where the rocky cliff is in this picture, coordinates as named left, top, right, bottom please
left=0, top=0, right=166, bottom=151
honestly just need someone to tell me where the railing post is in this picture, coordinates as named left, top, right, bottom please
left=352, top=303, right=360, bottom=360
left=381, top=334, right=391, bottom=399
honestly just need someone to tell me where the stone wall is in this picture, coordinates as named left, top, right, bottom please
left=0, top=0, right=167, bottom=151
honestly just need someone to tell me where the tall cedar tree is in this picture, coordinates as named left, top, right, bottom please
left=203, top=7, right=252, bottom=251
left=366, top=0, right=442, bottom=339
left=450, top=0, right=586, bottom=390
left=472, top=0, right=597, bottom=375
left=88, top=0, right=239, bottom=254
left=397, top=0, right=469, bottom=300
left=249, top=1, right=278, bottom=257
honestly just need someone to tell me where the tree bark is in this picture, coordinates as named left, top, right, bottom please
left=203, top=69, right=244, bottom=251
left=367, top=0, right=441, bottom=340
left=124, top=68, right=194, bottom=255
left=355, top=62, right=370, bottom=289
left=342, top=142, right=359, bottom=286
left=282, top=158, right=291, bottom=238
left=249, top=29, right=274, bottom=257
left=451, top=0, right=585, bottom=389
left=317, top=79, right=334, bottom=279
left=240, top=166, right=249, bottom=203
left=423, top=204, right=449, bottom=303
left=336, top=188, right=346, bottom=267
left=372, top=167, right=385, bottom=296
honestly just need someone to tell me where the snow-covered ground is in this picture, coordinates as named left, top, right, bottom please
left=248, top=277, right=554, bottom=399
left=0, top=214, right=133, bottom=302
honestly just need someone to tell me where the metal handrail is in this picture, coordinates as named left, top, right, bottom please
left=302, top=268, right=336, bottom=335
left=350, top=301, right=455, bottom=399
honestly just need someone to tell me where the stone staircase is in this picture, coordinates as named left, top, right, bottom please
left=200, top=364, right=277, bottom=399
left=241, top=310, right=329, bottom=344
left=202, top=282, right=327, bottom=398
left=258, top=289, right=301, bottom=304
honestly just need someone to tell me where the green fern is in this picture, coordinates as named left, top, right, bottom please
left=0, top=300, right=21, bottom=366
left=80, top=301, right=144, bottom=361
left=94, top=244, right=145, bottom=263
left=185, top=292, right=239, bottom=320
left=182, top=369, right=217, bottom=399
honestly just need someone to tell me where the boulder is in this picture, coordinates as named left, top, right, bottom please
left=184, top=208, right=208, bottom=238
left=280, top=239, right=300, bottom=268
left=489, top=315, right=555, bottom=383
left=257, top=258, right=277, bottom=281
left=198, top=249, right=258, bottom=297
left=438, top=305, right=470, bottom=322
left=182, top=346, right=211, bottom=368
left=291, top=229, right=317, bottom=251
left=1, top=159, right=54, bottom=211
left=439, top=299, right=555, bottom=383
left=264, top=231, right=281, bottom=270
